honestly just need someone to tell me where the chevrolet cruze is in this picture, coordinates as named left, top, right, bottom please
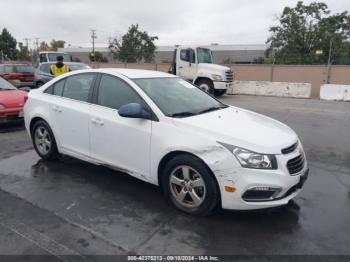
left=24, top=69, right=309, bottom=216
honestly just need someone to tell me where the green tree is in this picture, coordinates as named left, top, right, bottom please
left=50, top=39, right=66, bottom=51
left=266, top=1, right=350, bottom=65
left=89, top=51, right=108, bottom=63
left=0, top=28, right=17, bottom=60
left=109, top=24, right=158, bottom=63
left=17, top=42, right=30, bottom=61
left=39, top=41, right=50, bottom=51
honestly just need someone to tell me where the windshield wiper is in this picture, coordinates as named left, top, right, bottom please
left=197, top=105, right=228, bottom=115
left=169, top=111, right=197, bottom=118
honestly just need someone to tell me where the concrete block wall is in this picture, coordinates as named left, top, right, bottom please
left=227, top=81, right=311, bottom=98
left=320, top=84, right=350, bottom=101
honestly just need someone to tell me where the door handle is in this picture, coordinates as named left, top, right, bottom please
left=91, top=118, right=104, bottom=126
left=52, top=105, right=62, bottom=112
left=179, top=66, right=183, bottom=69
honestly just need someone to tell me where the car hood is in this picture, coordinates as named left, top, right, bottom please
left=0, top=90, right=27, bottom=108
left=173, top=106, right=298, bottom=154
left=197, top=63, right=230, bottom=74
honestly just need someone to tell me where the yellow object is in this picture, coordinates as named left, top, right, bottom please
left=50, top=64, right=70, bottom=77
left=224, top=186, right=236, bottom=193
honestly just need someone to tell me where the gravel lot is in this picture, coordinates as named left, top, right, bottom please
left=0, top=95, right=349, bottom=261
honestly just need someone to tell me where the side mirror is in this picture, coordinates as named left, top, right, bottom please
left=118, top=103, right=151, bottom=120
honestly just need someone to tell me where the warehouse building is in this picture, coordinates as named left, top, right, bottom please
left=58, top=44, right=267, bottom=64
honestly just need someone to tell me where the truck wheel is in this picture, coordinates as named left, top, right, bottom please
left=196, top=79, right=214, bottom=95
left=214, top=89, right=226, bottom=97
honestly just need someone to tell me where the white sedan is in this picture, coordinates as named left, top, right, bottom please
left=24, top=69, right=308, bottom=216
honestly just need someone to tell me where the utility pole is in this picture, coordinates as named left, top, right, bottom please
left=23, top=38, right=30, bottom=48
left=34, top=38, right=40, bottom=51
left=326, top=38, right=333, bottom=84
left=90, top=29, right=97, bottom=62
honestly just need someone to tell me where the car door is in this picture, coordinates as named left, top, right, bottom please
left=177, top=48, right=197, bottom=81
left=46, top=73, right=96, bottom=158
left=89, top=74, right=152, bottom=180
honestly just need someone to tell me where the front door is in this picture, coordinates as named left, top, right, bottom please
left=89, top=74, right=152, bottom=180
left=177, top=48, right=197, bottom=81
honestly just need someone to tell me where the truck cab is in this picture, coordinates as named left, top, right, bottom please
left=169, top=46, right=234, bottom=96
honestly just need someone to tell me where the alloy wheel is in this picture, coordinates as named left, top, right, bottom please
left=34, top=126, right=52, bottom=156
left=169, top=165, right=206, bottom=208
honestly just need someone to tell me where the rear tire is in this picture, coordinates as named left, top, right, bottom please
left=161, top=154, right=220, bottom=216
left=196, top=79, right=214, bottom=95
left=32, top=120, right=59, bottom=161
left=214, top=89, right=226, bottom=97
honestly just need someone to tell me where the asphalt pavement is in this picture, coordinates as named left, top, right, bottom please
left=0, top=95, right=349, bottom=261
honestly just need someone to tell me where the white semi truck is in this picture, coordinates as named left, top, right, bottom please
left=169, top=46, right=234, bottom=96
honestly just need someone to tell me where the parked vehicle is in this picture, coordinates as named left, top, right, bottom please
left=24, top=69, right=308, bottom=216
left=0, top=64, right=35, bottom=88
left=38, top=52, right=72, bottom=63
left=0, top=77, right=28, bottom=123
left=169, top=46, right=234, bottom=96
left=34, top=62, right=91, bottom=88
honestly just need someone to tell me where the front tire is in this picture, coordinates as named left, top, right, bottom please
left=196, top=79, right=214, bottom=95
left=32, top=120, right=59, bottom=161
left=214, top=89, right=227, bottom=97
left=161, top=155, right=220, bottom=216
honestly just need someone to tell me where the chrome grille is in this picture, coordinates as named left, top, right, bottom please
left=282, top=142, right=298, bottom=154
left=225, top=70, right=234, bottom=81
left=287, top=154, right=305, bottom=175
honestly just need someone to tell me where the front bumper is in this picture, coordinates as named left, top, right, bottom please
left=213, top=81, right=233, bottom=90
left=0, top=108, right=24, bottom=123
left=213, top=148, right=308, bottom=210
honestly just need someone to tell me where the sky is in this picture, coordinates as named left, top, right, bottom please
left=0, top=0, right=349, bottom=48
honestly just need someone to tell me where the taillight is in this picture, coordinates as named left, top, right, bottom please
left=24, top=94, right=28, bottom=104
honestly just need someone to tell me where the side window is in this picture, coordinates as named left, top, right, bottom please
left=53, top=80, right=65, bottom=96
left=40, top=64, right=51, bottom=74
left=62, top=74, right=95, bottom=102
left=0, top=65, right=4, bottom=73
left=180, top=49, right=189, bottom=62
left=40, top=54, right=48, bottom=63
left=4, top=66, right=13, bottom=73
left=97, top=75, right=144, bottom=110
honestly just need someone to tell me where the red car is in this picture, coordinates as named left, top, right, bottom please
left=0, top=77, right=28, bottom=123
left=0, top=64, right=35, bottom=88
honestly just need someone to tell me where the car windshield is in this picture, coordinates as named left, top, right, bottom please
left=0, top=77, right=16, bottom=90
left=134, top=77, right=227, bottom=117
left=197, top=48, right=213, bottom=64
left=69, top=64, right=90, bottom=71
left=47, top=53, right=71, bottom=62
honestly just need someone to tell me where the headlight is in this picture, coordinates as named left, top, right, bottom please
left=211, top=74, right=223, bottom=81
left=218, top=142, right=277, bottom=169
left=0, top=104, right=5, bottom=110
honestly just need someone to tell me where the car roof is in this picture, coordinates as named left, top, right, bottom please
left=1, top=63, right=32, bottom=66
left=94, top=68, right=176, bottom=79
left=39, top=62, right=86, bottom=65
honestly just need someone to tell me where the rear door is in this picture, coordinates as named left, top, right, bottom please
left=45, top=73, right=96, bottom=157
left=89, top=74, right=152, bottom=180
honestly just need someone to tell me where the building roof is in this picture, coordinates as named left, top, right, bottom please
left=58, top=44, right=267, bottom=53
